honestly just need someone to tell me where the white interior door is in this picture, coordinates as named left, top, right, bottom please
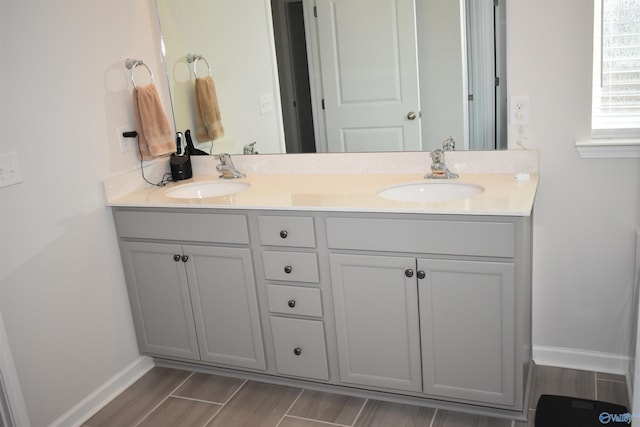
left=316, top=0, right=421, bottom=152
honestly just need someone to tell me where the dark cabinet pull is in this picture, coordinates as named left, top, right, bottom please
left=405, top=269, right=414, bottom=278
left=284, top=265, right=293, bottom=274
left=173, top=254, right=181, bottom=262
left=280, top=230, right=288, bottom=239
left=181, top=255, right=189, bottom=263
left=293, top=347, right=302, bottom=356
left=288, top=299, right=296, bottom=308
left=417, top=270, right=426, bottom=279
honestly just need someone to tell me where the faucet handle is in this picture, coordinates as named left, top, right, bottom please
left=431, top=149, right=444, bottom=163
left=214, top=153, right=231, bottom=165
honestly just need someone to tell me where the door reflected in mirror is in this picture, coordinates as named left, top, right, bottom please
left=155, top=0, right=507, bottom=155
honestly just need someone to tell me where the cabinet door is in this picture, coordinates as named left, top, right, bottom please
left=120, top=241, right=200, bottom=360
left=184, top=246, right=266, bottom=370
left=418, top=259, right=515, bottom=405
left=330, top=254, right=422, bottom=392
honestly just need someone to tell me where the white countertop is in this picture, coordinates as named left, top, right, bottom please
left=108, top=172, right=539, bottom=216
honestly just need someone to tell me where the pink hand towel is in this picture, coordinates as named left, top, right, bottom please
left=132, top=84, right=174, bottom=160
left=194, top=76, right=225, bottom=142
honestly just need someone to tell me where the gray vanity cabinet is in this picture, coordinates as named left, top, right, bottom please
left=120, top=241, right=200, bottom=361
left=114, top=209, right=266, bottom=371
left=326, top=215, right=530, bottom=409
left=418, top=259, right=516, bottom=405
left=183, top=245, right=265, bottom=370
left=330, top=253, right=423, bottom=392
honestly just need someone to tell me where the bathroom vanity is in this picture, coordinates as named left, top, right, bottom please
left=107, top=158, right=537, bottom=420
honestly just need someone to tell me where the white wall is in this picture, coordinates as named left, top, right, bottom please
left=508, top=0, right=640, bottom=371
left=0, top=1, right=166, bottom=425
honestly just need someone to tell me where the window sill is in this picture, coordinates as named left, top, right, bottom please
left=575, top=139, right=640, bottom=158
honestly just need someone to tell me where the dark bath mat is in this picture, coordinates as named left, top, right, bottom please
left=535, top=394, right=630, bottom=426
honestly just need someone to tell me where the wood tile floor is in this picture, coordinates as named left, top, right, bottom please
left=82, top=365, right=629, bottom=427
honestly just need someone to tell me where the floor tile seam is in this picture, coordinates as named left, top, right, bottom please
left=168, top=394, right=225, bottom=406
left=132, top=371, right=195, bottom=427
left=350, top=398, right=368, bottom=427
left=201, top=402, right=225, bottom=427
left=221, top=379, right=248, bottom=405
left=282, top=414, right=352, bottom=427
left=427, top=407, right=438, bottom=427
left=198, top=379, right=248, bottom=426
left=276, top=388, right=304, bottom=427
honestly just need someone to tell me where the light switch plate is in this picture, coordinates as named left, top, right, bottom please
left=259, top=93, right=274, bottom=114
left=0, top=152, right=23, bottom=188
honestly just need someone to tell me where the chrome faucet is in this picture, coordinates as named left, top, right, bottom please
left=215, top=153, right=245, bottom=179
left=426, top=149, right=458, bottom=179
left=243, top=141, right=258, bottom=155
left=442, top=136, right=456, bottom=151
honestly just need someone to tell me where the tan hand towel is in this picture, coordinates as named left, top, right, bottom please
left=132, top=84, right=174, bottom=160
left=194, top=76, right=225, bottom=142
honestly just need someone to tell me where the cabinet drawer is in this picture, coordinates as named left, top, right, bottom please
left=326, top=217, right=514, bottom=258
left=270, top=317, right=329, bottom=380
left=262, top=251, right=319, bottom=283
left=258, top=216, right=316, bottom=248
left=114, top=210, right=249, bottom=244
left=266, top=284, right=322, bottom=317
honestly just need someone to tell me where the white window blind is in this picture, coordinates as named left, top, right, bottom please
left=592, top=0, right=640, bottom=138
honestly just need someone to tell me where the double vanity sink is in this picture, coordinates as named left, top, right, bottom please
left=165, top=179, right=486, bottom=203
left=127, top=171, right=535, bottom=216
left=107, top=156, right=538, bottom=421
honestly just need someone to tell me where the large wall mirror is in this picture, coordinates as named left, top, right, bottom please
left=155, top=0, right=507, bottom=155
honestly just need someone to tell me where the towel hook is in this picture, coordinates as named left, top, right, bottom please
left=186, top=54, right=212, bottom=78
left=125, top=58, right=155, bottom=88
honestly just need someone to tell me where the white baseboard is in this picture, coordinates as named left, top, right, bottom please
left=48, top=356, right=154, bottom=427
left=533, top=345, right=630, bottom=375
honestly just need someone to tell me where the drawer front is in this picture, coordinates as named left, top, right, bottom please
left=326, top=217, right=514, bottom=258
left=258, top=216, right=316, bottom=248
left=266, top=284, right=322, bottom=318
left=270, top=317, right=329, bottom=380
left=114, top=210, right=249, bottom=244
left=262, top=251, right=320, bottom=283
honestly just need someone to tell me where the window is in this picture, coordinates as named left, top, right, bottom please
left=592, top=0, right=640, bottom=138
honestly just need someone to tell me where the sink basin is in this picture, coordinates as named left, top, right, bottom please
left=378, top=181, right=484, bottom=202
left=165, top=181, right=250, bottom=199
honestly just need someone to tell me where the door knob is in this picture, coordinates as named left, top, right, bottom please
left=405, top=269, right=414, bottom=278
left=407, top=111, right=417, bottom=120
left=181, top=255, right=189, bottom=263
left=293, top=347, right=302, bottom=356
left=173, top=254, right=181, bottom=262
left=417, top=270, right=426, bottom=279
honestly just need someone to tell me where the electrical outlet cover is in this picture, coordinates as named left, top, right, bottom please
left=510, top=96, right=530, bottom=125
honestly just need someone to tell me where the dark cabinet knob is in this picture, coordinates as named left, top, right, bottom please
left=284, top=265, right=293, bottom=274
left=405, top=269, right=414, bottom=278
left=293, top=347, right=302, bottom=356
left=181, top=255, right=189, bottom=263
left=417, top=270, right=426, bottom=280
left=280, top=230, right=288, bottom=239
left=288, top=299, right=296, bottom=308
left=173, top=254, right=181, bottom=262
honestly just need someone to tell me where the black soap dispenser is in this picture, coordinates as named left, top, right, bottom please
left=170, top=132, right=192, bottom=181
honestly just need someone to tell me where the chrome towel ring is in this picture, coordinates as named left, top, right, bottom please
left=186, top=54, right=212, bottom=78
left=125, top=58, right=155, bottom=88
